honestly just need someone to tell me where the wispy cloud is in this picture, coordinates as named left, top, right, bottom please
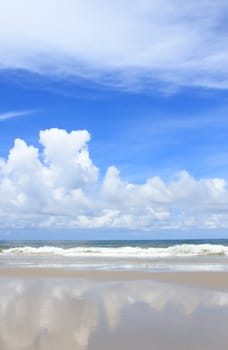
left=0, top=110, right=32, bottom=121
left=0, top=1, right=228, bottom=91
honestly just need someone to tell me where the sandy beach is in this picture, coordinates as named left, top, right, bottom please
left=0, top=268, right=228, bottom=350
left=0, top=267, right=228, bottom=291
left=1, top=0, right=228, bottom=347
left=1, top=244, right=228, bottom=349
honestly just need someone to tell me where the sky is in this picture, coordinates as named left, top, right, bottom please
left=1, top=0, right=228, bottom=239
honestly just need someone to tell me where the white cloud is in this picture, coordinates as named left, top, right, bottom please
left=0, top=0, right=228, bottom=90
left=39, top=128, right=98, bottom=189
left=0, top=110, right=31, bottom=121
left=0, top=127, right=228, bottom=230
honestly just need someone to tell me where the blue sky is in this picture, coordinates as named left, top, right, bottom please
left=1, top=1, right=228, bottom=238
left=1, top=74, right=228, bottom=182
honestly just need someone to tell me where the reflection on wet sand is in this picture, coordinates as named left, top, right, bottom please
left=0, top=278, right=228, bottom=349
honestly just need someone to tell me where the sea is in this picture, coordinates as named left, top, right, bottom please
left=1, top=239, right=228, bottom=272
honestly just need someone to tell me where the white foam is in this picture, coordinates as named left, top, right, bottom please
left=2, top=244, right=228, bottom=258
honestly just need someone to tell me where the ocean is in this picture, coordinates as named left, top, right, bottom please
left=1, top=239, right=228, bottom=271
left=1, top=238, right=228, bottom=255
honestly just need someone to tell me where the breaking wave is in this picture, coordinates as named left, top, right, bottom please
left=1, top=244, right=228, bottom=258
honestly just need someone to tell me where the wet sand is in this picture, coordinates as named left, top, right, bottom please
left=0, top=273, right=228, bottom=350
left=0, top=267, right=227, bottom=290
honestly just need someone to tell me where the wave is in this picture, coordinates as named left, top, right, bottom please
left=1, top=244, right=228, bottom=258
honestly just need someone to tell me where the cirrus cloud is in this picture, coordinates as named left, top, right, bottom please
left=0, top=110, right=32, bottom=121
left=0, top=0, right=228, bottom=90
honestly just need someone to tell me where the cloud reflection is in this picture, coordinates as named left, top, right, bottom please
left=0, top=278, right=228, bottom=349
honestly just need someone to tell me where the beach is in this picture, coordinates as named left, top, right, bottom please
left=0, top=268, right=228, bottom=349
left=1, top=240, right=228, bottom=349
left=1, top=0, right=227, bottom=348
left=0, top=267, right=228, bottom=290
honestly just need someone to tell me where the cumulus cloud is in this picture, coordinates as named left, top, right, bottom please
left=0, top=127, right=228, bottom=230
left=0, top=0, right=228, bottom=90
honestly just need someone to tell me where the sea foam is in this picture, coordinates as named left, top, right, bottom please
left=2, top=244, right=228, bottom=258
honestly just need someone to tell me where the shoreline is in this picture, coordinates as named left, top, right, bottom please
left=0, top=267, right=227, bottom=290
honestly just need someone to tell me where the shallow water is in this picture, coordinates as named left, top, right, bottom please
left=1, top=254, right=228, bottom=272
left=0, top=277, right=228, bottom=350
